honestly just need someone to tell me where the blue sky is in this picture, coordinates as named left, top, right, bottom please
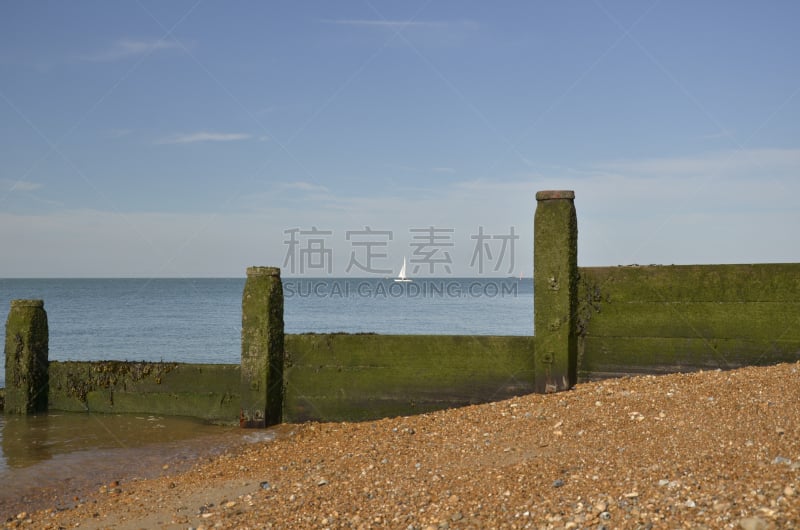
left=1, top=1, right=798, bottom=277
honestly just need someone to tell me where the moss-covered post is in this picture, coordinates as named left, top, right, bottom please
left=534, top=191, right=578, bottom=393
left=4, top=299, right=49, bottom=414
left=241, top=267, right=284, bottom=427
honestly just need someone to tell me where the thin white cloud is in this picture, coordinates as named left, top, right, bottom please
left=321, top=18, right=478, bottom=49
left=322, top=19, right=479, bottom=34
left=106, top=128, right=133, bottom=138
left=4, top=148, right=797, bottom=277
left=79, top=38, right=184, bottom=62
left=2, top=179, right=43, bottom=192
left=698, top=129, right=736, bottom=140
left=322, top=19, right=446, bottom=29
left=594, top=148, right=800, bottom=179
left=510, top=148, right=800, bottom=266
left=157, top=132, right=252, bottom=145
left=0, top=210, right=275, bottom=277
left=387, top=164, right=457, bottom=174
left=282, top=181, right=330, bottom=193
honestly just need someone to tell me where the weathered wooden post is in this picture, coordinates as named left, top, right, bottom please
left=534, top=190, right=578, bottom=393
left=4, top=299, right=49, bottom=414
left=241, top=266, right=284, bottom=427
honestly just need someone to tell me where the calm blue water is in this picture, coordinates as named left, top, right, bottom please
left=1, top=278, right=533, bottom=387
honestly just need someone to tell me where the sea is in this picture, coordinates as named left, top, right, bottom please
left=0, top=277, right=532, bottom=514
left=0, top=277, right=533, bottom=388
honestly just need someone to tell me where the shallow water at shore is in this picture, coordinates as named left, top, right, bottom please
left=0, top=412, right=282, bottom=518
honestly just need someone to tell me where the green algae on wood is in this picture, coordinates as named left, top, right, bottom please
left=283, top=334, right=535, bottom=422
left=48, top=361, right=241, bottom=424
left=4, top=300, right=49, bottom=414
left=48, top=360, right=179, bottom=405
left=576, top=264, right=800, bottom=381
left=240, top=266, right=285, bottom=427
left=533, top=191, right=578, bottom=393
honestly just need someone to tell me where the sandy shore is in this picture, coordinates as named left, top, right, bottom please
left=6, top=362, right=800, bottom=529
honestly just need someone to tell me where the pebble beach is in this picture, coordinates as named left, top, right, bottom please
left=7, top=361, right=800, bottom=529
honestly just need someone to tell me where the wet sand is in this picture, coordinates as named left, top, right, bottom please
left=7, top=361, right=800, bottom=529
left=0, top=414, right=274, bottom=519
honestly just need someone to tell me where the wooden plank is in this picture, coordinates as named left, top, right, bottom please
left=579, top=263, right=800, bottom=303
left=581, top=301, right=800, bottom=341
left=283, top=334, right=535, bottom=422
left=579, top=336, right=800, bottom=376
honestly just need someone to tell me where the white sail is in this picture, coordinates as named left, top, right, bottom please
left=394, top=257, right=412, bottom=282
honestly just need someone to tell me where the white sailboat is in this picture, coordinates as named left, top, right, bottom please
left=394, top=257, right=412, bottom=282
